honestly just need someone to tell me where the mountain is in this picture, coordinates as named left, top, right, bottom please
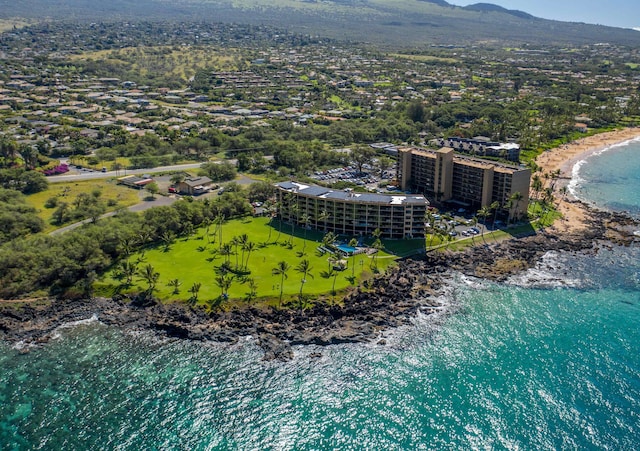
left=0, top=0, right=638, bottom=47
left=462, top=3, right=534, bottom=20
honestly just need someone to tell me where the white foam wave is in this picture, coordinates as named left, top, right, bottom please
left=568, top=136, right=640, bottom=198
left=506, top=251, right=582, bottom=289
left=51, top=314, right=101, bottom=340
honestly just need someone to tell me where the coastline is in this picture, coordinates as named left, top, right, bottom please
left=2, top=128, right=640, bottom=359
left=535, top=127, right=640, bottom=233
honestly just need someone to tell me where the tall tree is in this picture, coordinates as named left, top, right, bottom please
left=351, top=145, right=376, bottom=174
left=271, top=260, right=290, bottom=307
left=138, top=264, right=159, bottom=294
left=294, top=259, right=314, bottom=309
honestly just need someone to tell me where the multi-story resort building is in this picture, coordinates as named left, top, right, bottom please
left=398, top=146, right=531, bottom=218
left=430, top=137, right=522, bottom=162
left=275, top=181, right=429, bottom=239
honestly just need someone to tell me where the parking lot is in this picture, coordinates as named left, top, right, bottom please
left=309, top=163, right=396, bottom=191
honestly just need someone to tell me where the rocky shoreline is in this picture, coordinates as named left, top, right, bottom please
left=1, top=201, right=638, bottom=360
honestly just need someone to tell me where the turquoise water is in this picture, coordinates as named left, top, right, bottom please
left=337, top=244, right=357, bottom=254
left=3, top=141, right=640, bottom=450
left=571, top=137, right=640, bottom=218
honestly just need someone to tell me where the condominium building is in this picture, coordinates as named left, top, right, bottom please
left=430, top=137, right=522, bottom=162
left=275, top=181, right=429, bottom=239
left=399, top=146, right=530, bottom=217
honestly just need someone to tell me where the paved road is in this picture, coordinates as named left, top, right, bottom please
left=49, top=194, right=180, bottom=236
left=47, top=162, right=205, bottom=183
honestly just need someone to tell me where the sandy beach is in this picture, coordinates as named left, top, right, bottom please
left=535, top=127, right=640, bottom=233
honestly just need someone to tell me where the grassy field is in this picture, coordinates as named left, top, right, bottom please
left=69, top=45, right=246, bottom=81
left=390, top=53, right=458, bottom=64
left=0, top=19, right=31, bottom=32
left=26, top=179, right=141, bottom=231
left=95, top=216, right=399, bottom=305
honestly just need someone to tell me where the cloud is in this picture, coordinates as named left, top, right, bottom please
left=634, top=27, right=640, bottom=32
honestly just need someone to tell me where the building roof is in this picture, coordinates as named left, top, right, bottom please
left=181, top=176, right=213, bottom=187
left=276, top=181, right=429, bottom=206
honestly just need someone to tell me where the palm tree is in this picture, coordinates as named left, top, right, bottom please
left=272, top=261, right=291, bottom=307
left=468, top=215, right=478, bottom=245
left=138, top=264, right=159, bottom=294
left=370, top=238, right=383, bottom=271
left=318, top=209, right=330, bottom=231
left=509, top=192, right=524, bottom=224
left=161, top=231, right=176, bottom=251
left=265, top=201, right=276, bottom=243
left=215, top=274, right=233, bottom=299
left=322, top=231, right=338, bottom=249
left=214, top=213, right=225, bottom=250
left=244, top=278, right=258, bottom=304
left=236, top=234, right=248, bottom=269
left=531, top=174, right=543, bottom=202
left=348, top=237, right=358, bottom=278
left=117, top=260, right=138, bottom=285
left=167, top=278, right=181, bottom=295
left=218, top=243, right=232, bottom=265
left=321, top=267, right=339, bottom=297
left=229, top=236, right=239, bottom=269
left=202, top=217, right=212, bottom=244
left=118, top=237, right=134, bottom=258
left=490, top=201, right=501, bottom=238
left=188, top=282, right=201, bottom=304
left=242, top=241, right=256, bottom=270
left=300, top=213, right=311, bottom=254
left=477, top=206, right=491, bottom=244
left=295, top=259, right=314, bottom=309
left=289, top=202, right=299, bottom=246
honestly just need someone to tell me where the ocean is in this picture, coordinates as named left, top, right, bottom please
left=2, top=141, right=640, bottom=450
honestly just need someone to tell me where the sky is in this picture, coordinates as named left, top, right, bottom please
left=447, top=1, right=640, bottom=29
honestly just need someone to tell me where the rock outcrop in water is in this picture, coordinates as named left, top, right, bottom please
left=1, top=203, right=637, bottom=360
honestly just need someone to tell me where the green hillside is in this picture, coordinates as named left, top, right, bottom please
left=0, top=0, right=639, bottom=47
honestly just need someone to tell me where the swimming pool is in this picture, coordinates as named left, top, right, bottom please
left=337, top=244, right=356, bottom=254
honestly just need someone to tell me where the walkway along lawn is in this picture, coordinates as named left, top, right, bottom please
left=94, top=216, right=397, bottom=305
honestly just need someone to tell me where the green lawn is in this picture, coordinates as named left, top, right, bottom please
left=26, top=179, right=142, bottom=232
left=95, top=217, right=398, bottom=305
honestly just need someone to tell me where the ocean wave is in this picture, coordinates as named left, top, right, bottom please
left=51, top=314, right=101, bottom=340
left=568, top=136, right=640, bottom=199
left=506, top=251, right=583, bottom=289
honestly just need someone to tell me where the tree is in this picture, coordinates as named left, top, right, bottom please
left=294, top=259, right=314, bottom=309
left=321, top=267, right=339, bottom=297
left=377, top=156, right=393, bottom=178
left=117, top=260, right=138, bottom=285
left=214, top=213, right=225, bottom=250
left=244, top=278, right=258, bottom=304
left=161, top=231, right=175, bottom=251
left=318, top=209, right=330, bottom=231
left=170, top=173, right=186, bottom=185
left=477, top=206, right=491, bottom=244
left=167, top=278, right=182, bottom=295
left=370, top=228, right=383, bottom=270
left=509, top=192, right=524, bottom=224
left=242, top=241, right=256, bottom=270
left=299, top=213, right=311, bottom=255
left=271, top=260, right=290, bottom=307
left=322, top=231, right=337, bottom=249
left=138, top=263, right=159, bottom=293
left=188, top=282, right=201, bottom=304
left=145, top=181, right=159, bottom=199
left=215, top=273, right=233, bottom=299
left=218, top=243, right=232, bottom=264
left=349, top=237, right=359, bottom=278
left=351, top=145, right=376, bottom=173
left=200, top=161, right=236, bottom=182
left=490, top=201, right=501, bottom=238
